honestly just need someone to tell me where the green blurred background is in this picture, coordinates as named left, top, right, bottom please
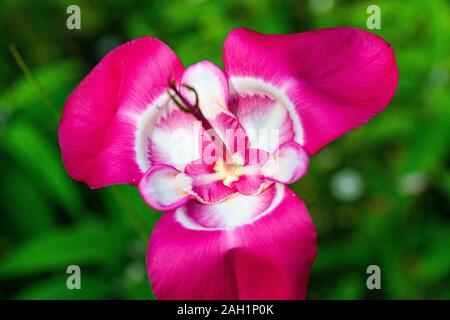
left=0, top=0, right=449, bottom=299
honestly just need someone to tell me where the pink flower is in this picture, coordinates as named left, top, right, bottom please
left=59, top=28, right=398, bottom=299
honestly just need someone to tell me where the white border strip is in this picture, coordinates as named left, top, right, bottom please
left=229, top=77, right=304, bottom=146
left=175, top=183, right=285, bottom=231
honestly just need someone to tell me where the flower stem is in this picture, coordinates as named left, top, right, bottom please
left=110, top=187, right=149, bottom=243
left=9, top=44, right=60, bottom=120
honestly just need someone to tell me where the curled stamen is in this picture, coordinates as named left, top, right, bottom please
left=167, top=78, right=199, bottom=114
left=181, top=83, right=199, bottom=109
left=168, top=89, right=193, bottom=114
left=167, top=78, right=212, bottom=130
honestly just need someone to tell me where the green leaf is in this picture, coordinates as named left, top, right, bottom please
left=403, top=115, right=450, bottom=174
left=13, top=274, right=110, bottom=300
left=0, top=60, right=82, bottom=116
left=0, top=219, right=122, bottom=279
left=0, top=121, right=83, bottom=219
left=312, top=239, right=370, bottom=273
left=418, top=228, right=450, bottom=283
left=0, top=163, right=55, bottom=236
left=104, top=185, right=160, bottom=242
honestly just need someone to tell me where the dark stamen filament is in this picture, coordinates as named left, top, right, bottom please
left=167, top=78, right=212, bottom=130
left=168, top=78, right=198, bottom=114
left=167, top=89, right=192, bottom=113
left=168, top=80, right=236, bottom=161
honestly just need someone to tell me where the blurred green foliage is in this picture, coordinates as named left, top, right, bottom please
left=0, top=0, right=449, bottom=299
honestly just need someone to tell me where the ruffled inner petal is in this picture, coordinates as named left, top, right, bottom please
left=229, top=89, right=296, bottom=154
left=138, top=99, right=206, bottom=171
left=138, top=164, right=191, bottom=211
left=263, top=141, right=309, bottom=184
left=178, top=182, right=278, bottom=229
left=184, top=161, right=236, bottom=204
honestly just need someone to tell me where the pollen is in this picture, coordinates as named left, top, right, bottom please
left=213, top=160, right=241, bottom=187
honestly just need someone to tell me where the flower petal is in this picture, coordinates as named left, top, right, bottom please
left=231, top=172, right=265, bottom=196
left=138, top=164, right=191, bottom=211
left=147, top=107, right=205, bottom=171
left=147, top=184, right=317, bottom=299
left=263, top=141, right=309, bottom=184
left=224, top=27, right=398, bottom=154
left=180, top=61, right=249, bottom=157
left=184, top=161, right=236, bottom=204
left=229, top=88, right=295, bottom=153
left=231, top=148, right=270, bottom=195
left=59, top=37, right=184, bottom=188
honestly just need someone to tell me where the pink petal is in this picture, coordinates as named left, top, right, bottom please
left=231, top=173, right=265, bottom=195
left=231, top=148, right=270, bottom=195
left=148, top=107, right=206, bottom=171
left=229, top=88, right=295, bottom=154
left=224, top=28, right=399, bottom=154
left=180, top=61, right=249, bottom=158
left=138, top=164, right=191, bottom=211
left=59, top=37, right=184, bottom=188
left=147, top=184, right=317, bottom=299
left=184, top=161, right=236, bottom=204
left=263, top=141, right=309, bottom=184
